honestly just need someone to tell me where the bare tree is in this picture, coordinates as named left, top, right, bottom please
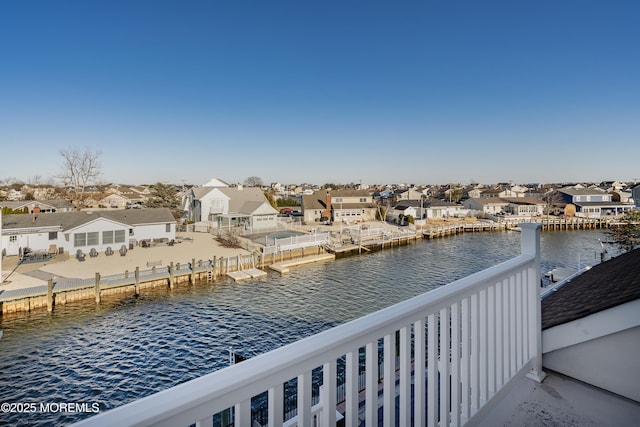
left=244, top=176, right=264, bottom=187
left=58, top=147, right=102, bottom=210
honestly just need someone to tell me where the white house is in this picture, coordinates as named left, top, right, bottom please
left=464, top=197, right=545, bottom=217
left=189, top=186, right=278, bottom=231
left=388, top=200, right=467, bottom=223
left=1, top=208, right=176, bottom=257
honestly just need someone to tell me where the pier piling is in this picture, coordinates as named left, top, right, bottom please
left=47, top=279, right=53, bottom=312
left=95, top=273, right=101, bottom=304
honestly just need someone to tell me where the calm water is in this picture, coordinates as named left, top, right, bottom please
left=0, top=230, right=617, bottom=425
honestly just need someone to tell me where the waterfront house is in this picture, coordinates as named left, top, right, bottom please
left=463, top=197, right=545, bottom=217
left=388, top=199, right=466, bottom=223
left=558, top=187, right=634, bottom=218
left=1, top=208, right=176, bottom=257
left=188, top=185, right=278, bottom=231
left=464, top=197, right=510, bottom=215
left=301, top=189, right=378, bottom=224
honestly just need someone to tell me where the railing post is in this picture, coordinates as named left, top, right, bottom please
left=520, top=223, right=546, bottom=383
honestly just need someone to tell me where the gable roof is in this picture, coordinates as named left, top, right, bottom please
left=218, top=188, right=276, bottom=214
left=559, top=187, right=606, bottom=196
left=202, top=178, right=229, bottom=188
left=542, top=248, right=640, bottom=330
left=1, top=208, right=176, bottom=233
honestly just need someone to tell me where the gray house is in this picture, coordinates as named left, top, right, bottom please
left=558, top=187, right=634, bottom=218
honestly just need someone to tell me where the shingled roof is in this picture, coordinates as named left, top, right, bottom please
left=542, top=248, right=640, bottom=330
left=1, top=208, right=176, bottom=232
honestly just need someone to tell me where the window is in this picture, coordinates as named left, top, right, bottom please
left=115, top=230, right=126, bottom=243
left=49, top=232, right=57, bottom=240
left=129, top=228, right=134, bottom=235
left=74, top=233, right=86, bottom=247
left=360, top=198, right=367, bottom=202
left=87, top=232, right=99, bottom=246
left=166, top=223, right=171, bottom=232
left=10, top=236, right=17, bottom=243
left=103, top=231, right=114, bottom=244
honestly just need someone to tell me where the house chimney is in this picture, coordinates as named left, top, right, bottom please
left=322, top=191, right=332, bottom=219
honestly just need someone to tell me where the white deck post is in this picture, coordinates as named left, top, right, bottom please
left=520, top=223, right=546, bottom=383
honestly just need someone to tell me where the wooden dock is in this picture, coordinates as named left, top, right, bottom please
left=269, top=254, right=335, bottom=274
left=422, top=222, right=505, bottom=239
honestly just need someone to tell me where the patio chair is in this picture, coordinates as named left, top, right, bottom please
left=119, top=245, right=128, bottom=256
left=76, top=249, right=86, bottom=261
left=90, top=248, right=99, bottom=257
left=105, top=247, right=114, bottom=256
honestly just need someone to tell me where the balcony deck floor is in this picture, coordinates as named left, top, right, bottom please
left=478, top=370, right=640, bottom=426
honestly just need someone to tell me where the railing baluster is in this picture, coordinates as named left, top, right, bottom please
left=345, top=350, right=359, bottom=427
left=414, top=318, right=426, bottom=427
left=470, top=293, right=480, bottom=414
left=234, top=400, right=251, bottom=427
left=195, top=415, right=213, bottom=427
left=451, top=302, right=461, bottom=427
left=399, top=325, right=412, bottom=427
left=488, top=285, right=496, bottom=397
left=509, top=275, right=517, bottom=377
left=479, top=289, right=488, bottom=404
left=496, top=279, right=504, bottom=389
left=460, top=298, right=470, bottom=422
left=505, top=276, right=513, bottom=379
left=298, top=371, right=312, bottom=427
left=440, top=307, right=451, bottom=427
left=427, top=313, right=437, bottom=427
left=268, top=384, right=284, bottom=426
left=516, top=272, right=524, bottom=369
left=322, top=361, right=337, bottom=427
left=365, top=340, right=378, bottom=427
left=383, top=333, right=395, bottom=427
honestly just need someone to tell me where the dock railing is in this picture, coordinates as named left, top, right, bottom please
left=71, top=223, right=545, bottom=427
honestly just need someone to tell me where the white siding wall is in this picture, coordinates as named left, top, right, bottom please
left=2, top=232, right=58, bottom=256
left=68, top=220, right=131, bottom=253
left=133, top=223, right=175, bottom=242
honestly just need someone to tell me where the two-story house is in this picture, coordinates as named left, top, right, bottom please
left=189, top=185, right=278, bottom=231
left=302, top=189, right=378, bottom=224
left=558, top=187, right=634, bottom=218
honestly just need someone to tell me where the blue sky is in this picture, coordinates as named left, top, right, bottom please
left=1, top=1, right=639, bottom=186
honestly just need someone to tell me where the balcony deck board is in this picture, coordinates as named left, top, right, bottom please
left=477, top=370, right=640, bottom=426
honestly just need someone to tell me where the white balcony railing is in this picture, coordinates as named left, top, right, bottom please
left=72, top=223, right=545, bottom=427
